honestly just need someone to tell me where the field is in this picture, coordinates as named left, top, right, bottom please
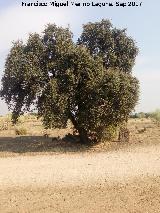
left=0, top=115, right=160, bottom=212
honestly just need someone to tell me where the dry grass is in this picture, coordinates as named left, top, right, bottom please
left=0, top=115, right=160, bottom=157
left=0, top=116, right=160, bottom=212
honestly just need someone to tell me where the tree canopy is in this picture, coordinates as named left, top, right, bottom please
left=0, top=20, right=139, bottom=144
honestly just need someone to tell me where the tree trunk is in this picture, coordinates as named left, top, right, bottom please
left=78, top=128, right=90, bottom=144
left=69, top=112, right=90, bottom=144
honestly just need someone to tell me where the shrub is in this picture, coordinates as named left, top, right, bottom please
left=130, top=112, right=147, bottom=119
left=101, top=125, right=118, bottom=141
left=149, top=109, right=160, bottom=122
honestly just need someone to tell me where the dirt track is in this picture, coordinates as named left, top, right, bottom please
left=1, top=144, right=160, bottom=212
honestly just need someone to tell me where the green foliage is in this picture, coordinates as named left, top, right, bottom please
left=0, top=20, right=139, bottom=144
left=15, top=127, right=27, bottom=135
left=130, top=111, right=160, bottom=120
left=78, top=19, right=138, bottom=73
left=101, top=125, right=117, bottom=141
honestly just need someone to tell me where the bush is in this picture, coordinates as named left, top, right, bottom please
left=130, top=112, right=146, bottom=119
left=149, top=109, right=160, bottom=122
left=101, top=125, right=118, bottom=141
left=15, top=127, right=27, bottom=135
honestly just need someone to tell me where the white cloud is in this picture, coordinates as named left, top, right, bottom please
left=0, top=5, right=78, bottom=52
left=0, top=4, right=86, bottom=73
left=0, top=3, right=97, bottom=70
left=1, top=2, right=101, bottom=56
left=134, top=69, right=160, bottom=82
left=0, top=4, right=159, bottom=114
left=133, top=55, right=160, bottom=112
left=134, top=55, right=160, bottom=72
left=0, top=4, right=86, bottom=114
left=133, top=68, right=160, bottom=112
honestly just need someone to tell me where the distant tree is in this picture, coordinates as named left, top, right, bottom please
left=0, top=20, right=139, bottom=144
left=149, top=109, right=160, bottom=122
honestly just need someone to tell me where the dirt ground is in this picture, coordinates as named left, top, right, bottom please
left=0, top=118, right=160, bottom=212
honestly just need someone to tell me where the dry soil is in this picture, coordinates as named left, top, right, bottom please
left=0, top=118, right=160, bottom=212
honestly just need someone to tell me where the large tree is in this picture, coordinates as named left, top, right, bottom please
left=0, top=20, right=139, bottom=144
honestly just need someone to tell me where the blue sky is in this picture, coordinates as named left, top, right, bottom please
left=0, top=0, right=160, bottom=114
